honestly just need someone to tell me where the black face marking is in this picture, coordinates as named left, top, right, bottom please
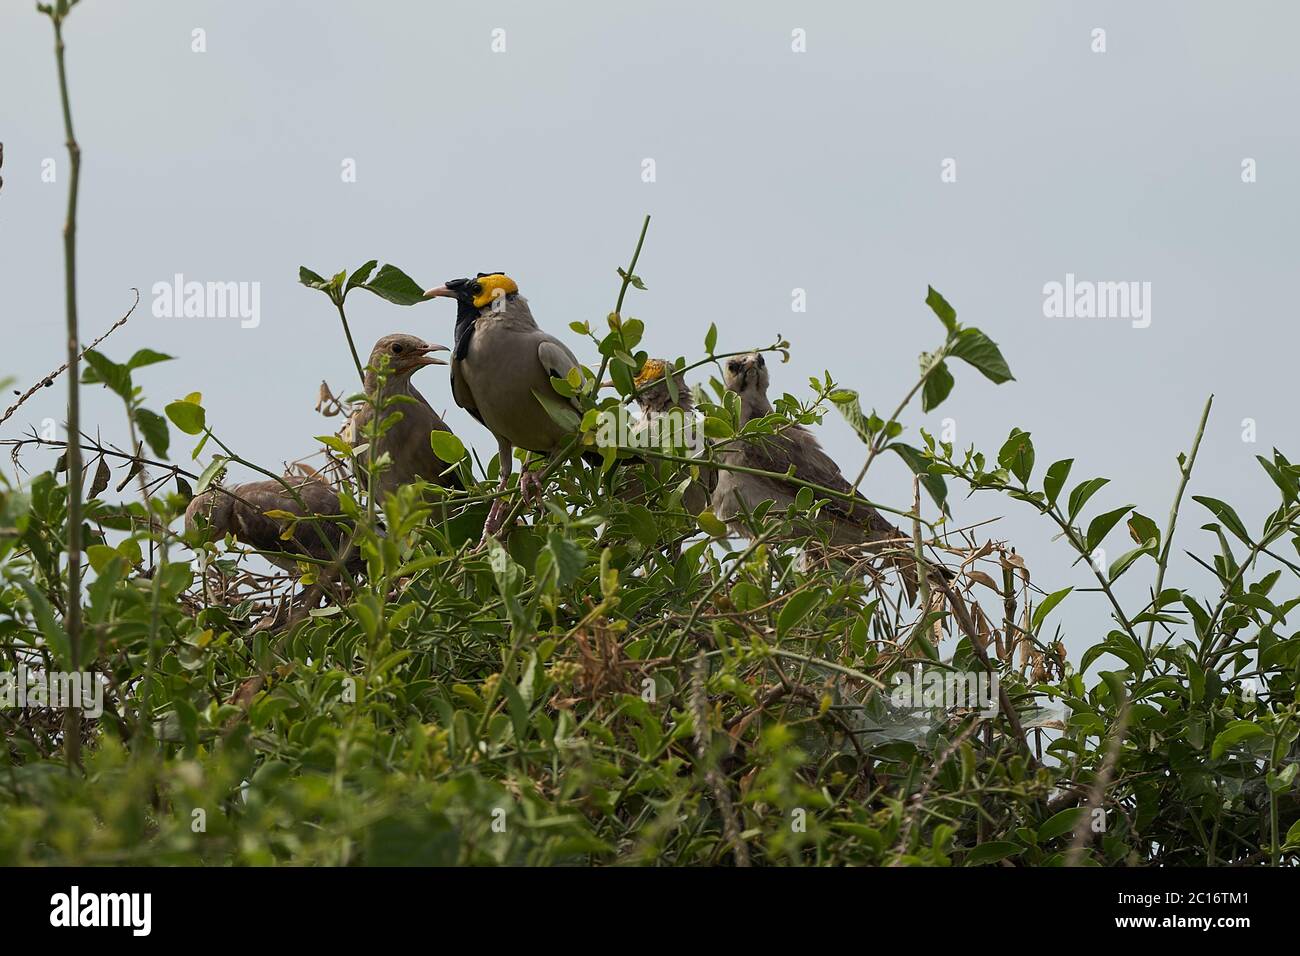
left=756, top=354, right=765, bottom=367
left=728, top=360, right=741, bottom=373
left=441, top=277, right=481, bottom=362
left=446, top=272, right=511, bottom=362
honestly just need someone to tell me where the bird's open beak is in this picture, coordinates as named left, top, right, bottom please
left=423, top=285, right=454, bottom=299
left=415, top=344, right=450, bottom=366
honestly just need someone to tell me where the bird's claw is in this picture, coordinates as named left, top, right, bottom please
left=519, top=469, right=543, bottom=506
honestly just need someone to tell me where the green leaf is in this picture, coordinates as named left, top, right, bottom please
left=778, top=588, right=826, bottom=638
left=18, top=579, right=72, bottom=668
left=1085, top=505, right=1133, bottom=553
left=1031, top=587, right=1072, bottom=633
left=1037, top=807, right=1086, bottom=843
left=362, top=264, right=427, bottom=306
left=832, top=389, right=872, bottom=446
left=921, top=359, right=954, bottom=412
left=1210, top=720, right=1267, bottom=760
left=997, top=429, right=1034, bottom=485
left=195, top=456, right=228, bottom=494
left=544, top=531, right=587, bottom=589
left=345, top=259, right=379, bottom=293
left=121, top=349, right=173, bottom=373
left=316, top=434, right=354, bottom=457
left=165, top=397, right=207, bottom=435
left=697, top=510, right=727, bottom=537
left=1109, top=542, right=1156, bottom=582
left=702, top=416, right=733, bottom=440
left=947, top=328, right=1014, bottom=383
left=299, top=266, right=331, bottom=291
left=531, top=389, right=581, bottom=433
left=86, top=543, right=120, bottom=574
left=925, top=286, right=958, bottom=334
left=964, top=841, right=1022, bottom=866
left=134, top=407, right=170, bottom=459
left=429, top=431, right=466, bottom=464
left=1126, top=511, right=1160, bottom=551
left=888, top=443, right=948, bottom=512
left=1192, top=496, right=1252, bottom=546
left=1284, top=818, right=1300, bottom=851
left=704, top=323, right=717, bottom=355
left=81, top=349, right=132, bottom=399
left=1066, top=477, right=1109, bottom=523
left=1043, top=459, right=1073, bottom=510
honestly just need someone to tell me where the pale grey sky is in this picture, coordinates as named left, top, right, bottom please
left=3, top=1, right=1297, bottom=659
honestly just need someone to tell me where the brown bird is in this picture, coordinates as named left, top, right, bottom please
left=712, top=352, right=926, bottom=597
left=424, top=273, right=584, bottom=542
left=347, top=333, right=460, bottom=501
left=184, top=476, right=362, bottom=575
left=619, top=358, right=715, bottom=516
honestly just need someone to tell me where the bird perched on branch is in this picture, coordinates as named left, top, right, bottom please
left=347, top=333, right=460, bottom=501
left=618, top=358, right=715, bottom=515
left=184, top=476, right=362, bottom=576
left=712, top=352, right=930, bottom=599
left=424, top=273, right=584, bottom=541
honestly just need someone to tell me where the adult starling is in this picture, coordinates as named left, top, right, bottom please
left=424, top=273, right=584, bottom=541
left=184, top=476, right=361, bottom=575
left=712, top=352, right=923, bottom=595
left=347, top=333, right=460, bottom=501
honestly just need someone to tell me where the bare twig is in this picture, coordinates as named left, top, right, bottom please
left=0, top=290, right=138, bottom=430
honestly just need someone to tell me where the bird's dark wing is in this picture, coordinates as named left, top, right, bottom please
left=537, top=338, right=584, bottom=414
left=230, top=480, right=348, bottom=564
left=739, top=426, right=900, bottom=540
left=450, top=360, right=485, bottom=426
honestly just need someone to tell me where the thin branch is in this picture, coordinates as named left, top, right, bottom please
left=0, top=289, right=138, bottom=429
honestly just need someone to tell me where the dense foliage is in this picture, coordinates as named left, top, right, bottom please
left=2, top=255, right=1298, bottom=865
left=4, top=0, right=1296, bottom=867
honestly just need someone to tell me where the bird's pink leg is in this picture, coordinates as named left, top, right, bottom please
left=479, top=439, right=515, bottom=546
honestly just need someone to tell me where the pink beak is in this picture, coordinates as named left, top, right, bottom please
left=414, top=343, right=449, bottom=366
left=423, top=286, right=455, bottom=299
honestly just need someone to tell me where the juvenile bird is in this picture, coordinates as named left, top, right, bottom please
left=620, top=358, right=715, bottom=515
left=425, top=273, right=584, bottom=541
left=347, top=333, right=460, bottom=501
left=184, top=476, right=362, bottom=575
left=712, top=352, right=926, bottom=597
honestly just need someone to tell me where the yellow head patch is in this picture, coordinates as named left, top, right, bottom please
left=635, top=359, right=669, bottom=389
left=473, top=273, right=519, bottom=309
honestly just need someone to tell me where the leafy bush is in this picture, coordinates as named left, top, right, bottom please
left=2, top=1, right=1295, bottom=867
left=3, top=245, right=1297, bottom=865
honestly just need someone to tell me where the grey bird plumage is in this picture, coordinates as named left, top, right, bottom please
left=184, top=476, right=361, bottom=574
left=712, top=352, right=925, bottom=596
left=426, top=274, right=583, bottom=541
left=347, top=333, right=460, bottom=501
